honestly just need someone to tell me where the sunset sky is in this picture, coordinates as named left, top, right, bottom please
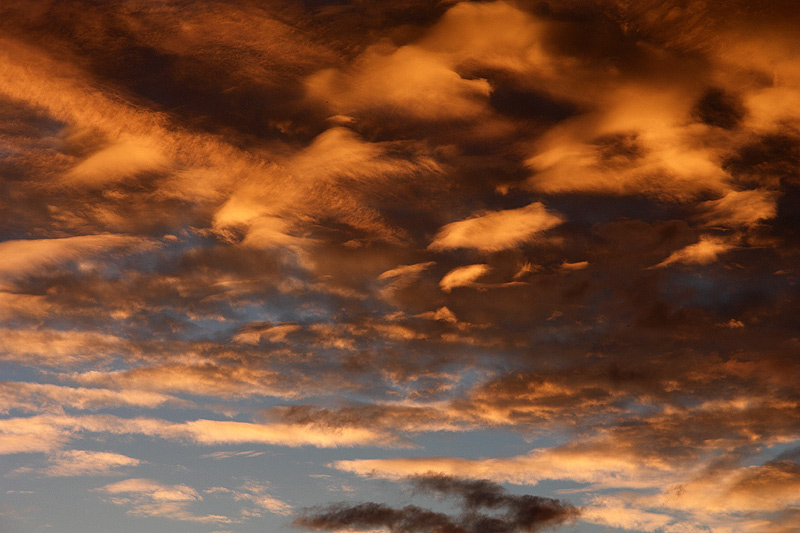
left=1, top=1, right=800, bottom=532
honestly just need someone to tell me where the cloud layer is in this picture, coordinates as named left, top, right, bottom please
left=2, top=0, right=799, bottom=531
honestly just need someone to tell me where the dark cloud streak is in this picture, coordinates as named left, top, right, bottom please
left=294, top=474, right=579, bottom=532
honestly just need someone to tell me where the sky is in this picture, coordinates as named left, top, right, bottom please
left=1, top=0, right=799, bottom=532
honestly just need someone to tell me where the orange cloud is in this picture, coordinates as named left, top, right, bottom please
left=12, top=450, right=142, bottom=477
left=205, top=482, right=293, bottom=516
left=0, top=382, right=185, bottom=413
left=0, top=413, right=410, bottom=454
left=700, top=189, right=778, bottom=228
left=306, top=1, right=553, bottom=124
left=331, top=441, right=678, bottom=490
left=213, top=127, right=440, bottom=249
left=307, top=44, right=491, bottom=121
left=429, top=202, right=563, bottom=252
left=0, top=234, right=147, bottom=287
left=0, top=328, right=133, bottom=366
left=439, top=264, right=490, bottom=292
left=65, top=136, right=170, bottom=186
left=654, top=235, right=735, bottom=267
left=97, top=478, right=231, bottom=523
left=68, top=365, right=291, bottom=399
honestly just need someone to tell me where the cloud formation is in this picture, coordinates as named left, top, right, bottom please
left=429, top=203, right=563, bottom=252
left=2, top=0, right=800, bottom=531
left=97, top=478, right=231, bottom=523
left=294, top=474, right=578, bottom=533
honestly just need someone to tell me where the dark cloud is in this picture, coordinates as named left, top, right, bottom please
left=692, top=87, right=746, bottom=129
left=725, top=132, right=800, bottom=188
left=0, top=0, right=336, bottom=143
left=294, top=474, right=579, bottom=532
left=295, top=502, right=465, bottom=533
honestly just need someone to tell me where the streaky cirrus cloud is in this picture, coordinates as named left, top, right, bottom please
left=0, top=234, right=149, bottom=286
left=11, top=449, right=142, bottom=477
left=0, top=413, right=412, bottom=456
left=0, top=381, right=186, bottom=413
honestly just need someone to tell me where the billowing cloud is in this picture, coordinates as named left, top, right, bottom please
left=307, top=43, right=492, bottom=121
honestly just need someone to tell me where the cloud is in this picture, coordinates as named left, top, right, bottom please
left=580, top=499, right=673, bottom=532
left=378, top=262, right=437, bottom=303
left=97, top=478, right=230, bottom=523
left=429, top=203, right=563, bottom=252
left=658, top=457, right=800, bottom=515
left=0, top=234, right=146, bottom=287
left=328, top=391, right=800, bottom=528
left=294, top=474, right=578, bottom=533
left=559, top=261, right=589, bottom=271
left=0, top=413, right=410, bottom=455
left=206, top=482, right=293, bottom=516
left=181, top=419, right=410, bottom=448
left=65, top=137, right=170, bottom=186
left=307, top=44, right=492, bottom=121
left=692, top=88, right=746, bottom=130
left=69, top=365, right=291, bottom=399
left=13, top=450, right=141, bottom=477
left=212, top=126, right=441, bottom=248
left=654, top=235, right=736, bottom=267
left=101, top=478, right=200, bottom=501
left=232, top=323, right=302, bottom=345
left=0, top=328, right=135, bottom=367
left=524, top=115, right=729, bottom=199
left=378, top=262, right=436, bottom=282
left=304, top=0, right=561, bottom=130
left=200, top=450, right=264, bottom=460
left=331, top=444, right=675, bottom=490
left=0, top=415, right=71, bottom=454
left=699, top=189, right=778, bottom=228
left=439, top=264, right=490, bottom=292
left=2, top=1, right=800, bottom=531
left=287, top=127, right=438, bottom=184
left=0, top=382, right=185, bottom=413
